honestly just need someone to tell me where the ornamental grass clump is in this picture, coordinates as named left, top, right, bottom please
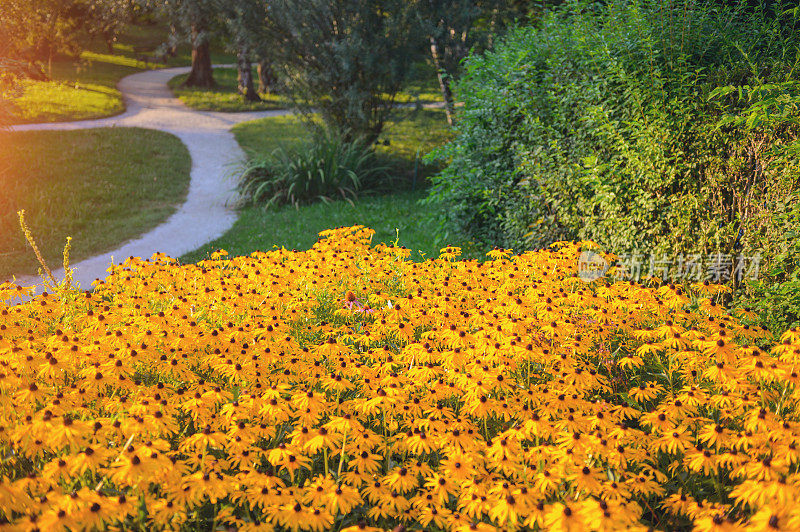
left=238, top=129, right=387, bottom=208
left=0, top=226, right=799, bottom=530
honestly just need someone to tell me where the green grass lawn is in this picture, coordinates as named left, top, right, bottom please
left=7, top=23, right=234, bottom=124
left=169, top=61, right=443, bottom=113
left=0, top=128, right=191, bottom=280
left=181, top=108, right=457, bottom=263
left=169, top=68, right=287, bottom=112
left=180, top=191, right=443, bottom=263
left=232, top=114, right=311, bottom=156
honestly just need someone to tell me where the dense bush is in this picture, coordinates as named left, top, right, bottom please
left=738, top=198, right=800, bottom=331
left=2, top=226, right=800, bottom=530
left=427, top=0, right=800, bottom=328
left=238, top=129, right=387, bottom=208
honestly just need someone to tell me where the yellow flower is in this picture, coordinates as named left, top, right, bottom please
left=384, top=466, right=418, bottom=493
left=545, top=502, right=586, bottom=532
left=0, top=226, right=795, bottom=531
left=322, top=484, right=362, bottom=514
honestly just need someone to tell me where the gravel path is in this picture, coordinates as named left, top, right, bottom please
left=7, top=66, right=288, bottom=293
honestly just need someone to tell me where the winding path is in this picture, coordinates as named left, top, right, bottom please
left=8, top=66, right=288, bottom=293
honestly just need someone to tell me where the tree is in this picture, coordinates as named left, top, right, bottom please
left=256, top=58, right=276, bottom=94
left=265, top=0, right=420, bottom=143
left=415, top=0, right=526, bottom=125
left=0, top=0, right=134, bottom=78
left=420, top=1, right=479, bottom=125
left=218, top=0, right=269, bottom=102
left=84, top=0, right=135, bottom=53
left=0, top=0, right=84, bottom=77
left=156, top=0, right=218, bottom=87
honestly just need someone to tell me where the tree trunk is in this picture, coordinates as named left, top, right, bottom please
left=103, top=31, right=115, bottom=54
left=168, top=24, right=179, bottom=57
left=183, top=27, right=215, bottom=88
left=237, top=47, right=260, bottom=102
left=257, top=59, right=276, bottom=94
left=429, top=36, right=455, bottom=126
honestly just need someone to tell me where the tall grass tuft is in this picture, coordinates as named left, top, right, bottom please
left=238, top=128, right=387, bottom=208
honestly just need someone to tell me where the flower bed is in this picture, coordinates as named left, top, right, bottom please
left=0, top=226, right=797, bottom=531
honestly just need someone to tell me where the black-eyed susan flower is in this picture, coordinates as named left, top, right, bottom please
left=0, top=226, right=795, bottom=531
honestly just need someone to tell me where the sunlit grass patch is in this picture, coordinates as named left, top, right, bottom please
left=10, top=79, right=123, bottom=123
left=81, top=51, right=154, bottom=70
left=231, top=114, right=313, bottom=156
left=373, top=108, right=452, bottom=179
left=232, top=108, right=451, bottom=180
left=169, top=68, right=288, bottom=112
left=391, top=61, right=444, bottom=104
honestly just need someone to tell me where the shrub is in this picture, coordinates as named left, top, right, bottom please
left=737, top=193, right=800, bottom=332
left=1, top=227, right=800, bottom=530
left=427, top=0, right=800, bottom=322
left=238, top=129, right=387, bottom=207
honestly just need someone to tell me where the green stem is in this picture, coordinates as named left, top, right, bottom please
left=382, top=410, right=390, bottom=474
left=714, top=470, right=725, bottom=504
left=336, top=430, right=349, bottom=478
left=211, top=502, right=219, bottom=531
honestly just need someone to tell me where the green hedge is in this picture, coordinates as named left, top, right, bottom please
left=427, top=0, right=800, bottom=329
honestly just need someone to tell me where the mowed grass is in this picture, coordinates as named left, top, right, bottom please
left=10, top=80, right=124, bottom=124
left=180, top=191, right=441, bottom=263
left=0, top=128, right=191, bottom=280
left=8, top=23, right=233, bottom=124
left=231, top=114, right=312, bottom=155
left=181, top=108, right=454, bottom=263
left=169, top=68, right=287, bottom=112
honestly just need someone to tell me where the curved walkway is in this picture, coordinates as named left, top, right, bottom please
left=8, top=66, right=289, bottom=293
